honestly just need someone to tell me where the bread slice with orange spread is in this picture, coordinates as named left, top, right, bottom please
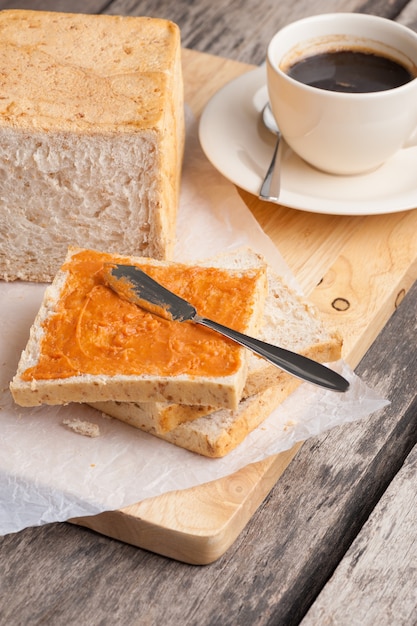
left=91, top=251, right=342, bottom=437
left=10, top=247, right=268, bottom=410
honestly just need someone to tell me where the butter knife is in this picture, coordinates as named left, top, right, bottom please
left=104, top=264, right=349, bottom=392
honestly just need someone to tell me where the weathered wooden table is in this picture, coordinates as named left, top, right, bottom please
left=0, top=1, right=416, bottom=624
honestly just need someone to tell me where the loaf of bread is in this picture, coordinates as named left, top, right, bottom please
left=10, top=247, right=268, bottom=410
left=94, top=251, right=342, bottom=435
left=0, top=10, right=184, bottom=282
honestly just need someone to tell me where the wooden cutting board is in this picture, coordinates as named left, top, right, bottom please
left=72, top=49, right=417, bottom=564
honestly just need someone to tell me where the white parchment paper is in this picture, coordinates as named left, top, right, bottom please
left=0, top=111, right=388, bottom=536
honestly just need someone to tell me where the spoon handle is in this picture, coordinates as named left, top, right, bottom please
left=196, top=316, right=349, bottom=392
left=259, top=136, right=281, bottom=202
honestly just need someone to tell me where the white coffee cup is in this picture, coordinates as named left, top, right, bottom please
left=266, top=13, right=417, bottom=175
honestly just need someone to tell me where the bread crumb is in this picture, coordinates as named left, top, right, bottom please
left=62, top=418, right=100, bottom=438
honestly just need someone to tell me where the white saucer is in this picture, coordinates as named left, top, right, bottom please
left=199, top=66, right=417, bottom=215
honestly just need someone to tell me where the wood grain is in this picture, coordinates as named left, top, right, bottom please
left=302, top=444, right=417, bottom=625
left=0, top=0, right=108, bottom=12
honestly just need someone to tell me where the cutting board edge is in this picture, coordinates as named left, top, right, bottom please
left=71, top=443, right=303, bottom=564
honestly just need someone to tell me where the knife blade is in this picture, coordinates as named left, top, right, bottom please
left=103, top=263, right=349, bottom=393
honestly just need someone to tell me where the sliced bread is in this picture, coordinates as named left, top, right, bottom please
left=92, top=375, right=303, bottom=458
left=10, top=247, right=268, bottom=409
left=0, top=10, right=184, bottom=281
left=93, top=252, right=342, bottom=434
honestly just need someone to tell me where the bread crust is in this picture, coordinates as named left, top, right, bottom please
left=11, top=372, right=246, bottom=410
left=92, top=376, right=302, bottom=458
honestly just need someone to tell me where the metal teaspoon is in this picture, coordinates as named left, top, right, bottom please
left=259, top=103, right=282, bottom=203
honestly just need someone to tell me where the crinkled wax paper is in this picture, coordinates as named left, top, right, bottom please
left=0, top=110, right=388, bottom=535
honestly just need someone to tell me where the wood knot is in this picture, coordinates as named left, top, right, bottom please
left=395, top=289, right=406, bottom=309
left=332, top=297, right=350, bottom=311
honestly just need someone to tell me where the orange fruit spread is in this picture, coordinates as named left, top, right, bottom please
left=21, top=249, right=264, bottom=381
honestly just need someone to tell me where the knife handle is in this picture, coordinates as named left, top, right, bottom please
left=196, top=316, right=349, bottom=392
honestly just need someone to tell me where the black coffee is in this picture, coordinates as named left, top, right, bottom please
left=286, top=49, right=414, bottom=93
